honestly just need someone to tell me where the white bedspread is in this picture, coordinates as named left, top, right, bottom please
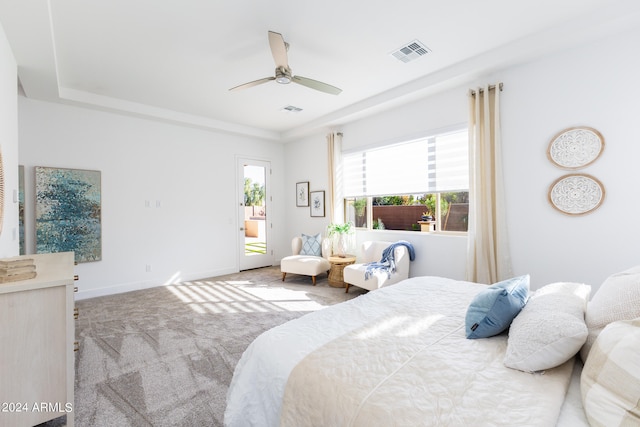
left=224, top=276, right=575, bottom=427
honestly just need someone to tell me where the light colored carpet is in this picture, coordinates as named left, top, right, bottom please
left=44, top=266, right=366, bottom=427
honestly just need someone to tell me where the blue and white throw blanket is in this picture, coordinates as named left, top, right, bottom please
left=364, top=240, right=416, bottom=280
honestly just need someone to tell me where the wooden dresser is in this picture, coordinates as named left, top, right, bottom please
left=0, top=252, right=75, bottom=427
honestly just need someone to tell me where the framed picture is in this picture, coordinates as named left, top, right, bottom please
left=310, top=190, right=325, bottom=217
left=35, top=166, right=102, bottom=263
left=296, top=181, right=309, bottom=207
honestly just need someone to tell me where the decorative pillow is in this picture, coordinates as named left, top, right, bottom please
left=580, top=265, right=640, bottom=362
left=300, top=233, right=322, bottom=256
left=581, top=318, right=640, bottom=426
left=504, top=282, right=590, bottom=372
left=465, top=275, right=530, bottom=339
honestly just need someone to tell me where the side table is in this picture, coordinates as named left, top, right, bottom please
left=328, top=255, right=356, bottom=288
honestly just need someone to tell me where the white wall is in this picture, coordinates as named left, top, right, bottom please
left=498, top=25, right=640, bottom=291
left=285, top=25, right=640, bottom=293
left=282, top=132, right=333, bottom=244
left=19, top=98, right=286, bottom=299
left=0, top=23, right=19, bottom=257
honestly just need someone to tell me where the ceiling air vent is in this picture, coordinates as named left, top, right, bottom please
left=280, top=105, right=303, bottom=113
left=390, top=40, right=431, bottom=63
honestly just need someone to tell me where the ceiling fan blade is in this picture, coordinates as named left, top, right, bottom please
left=268, top=31, right=288, bottom=68
left=229, top=77, right=275, bottom=92
left=292, top=75, right=342, bottom=95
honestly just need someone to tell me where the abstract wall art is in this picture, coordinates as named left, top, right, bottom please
left=35, top=166, right=102, bottom=262
left=18, top=165, right=25, bottom=254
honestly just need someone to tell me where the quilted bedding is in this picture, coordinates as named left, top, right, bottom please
left=224, top=276, right=575, bottom=427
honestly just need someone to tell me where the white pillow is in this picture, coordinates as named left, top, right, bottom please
left=581, top=318, right=640, bottom=426
left=581, top=265, right=640, bottom=362
left=504, top=282, right=590, bottom=372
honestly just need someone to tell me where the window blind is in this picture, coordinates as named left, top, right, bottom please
left=342, top=129, right=468, bottom=197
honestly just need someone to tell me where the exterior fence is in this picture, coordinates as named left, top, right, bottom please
left=354, top=204, right=468, bottom=232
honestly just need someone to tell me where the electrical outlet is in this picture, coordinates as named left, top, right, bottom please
left=145, top=264, right=152, bottom=272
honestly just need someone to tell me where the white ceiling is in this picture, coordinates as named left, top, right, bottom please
left=1, top=0, right=639, bottom=141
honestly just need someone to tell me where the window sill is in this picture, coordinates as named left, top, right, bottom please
left=356, top=228, right=467, bottom=237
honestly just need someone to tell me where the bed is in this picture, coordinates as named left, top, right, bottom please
left=224, top=269, right=640, bottom=427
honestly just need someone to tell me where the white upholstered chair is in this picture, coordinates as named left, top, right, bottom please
left=343, top=241, right=411, bottom=293
left=281, top=235, right=332, bottom=285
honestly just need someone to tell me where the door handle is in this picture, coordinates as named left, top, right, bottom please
left=240, top=227, right=245, bottom=231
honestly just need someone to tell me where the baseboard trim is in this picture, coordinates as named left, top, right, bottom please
left=75, top=267, right=238, bottom=300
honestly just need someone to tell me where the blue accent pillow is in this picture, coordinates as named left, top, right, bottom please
left=300, top=233, right=322, bottom=256
left=465, top=275, right=530, bottom=339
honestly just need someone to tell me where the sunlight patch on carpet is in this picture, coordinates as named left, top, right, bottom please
left=165, top=280, right=326, bottom=314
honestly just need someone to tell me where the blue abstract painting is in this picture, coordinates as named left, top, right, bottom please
left=19, top=165, right=25, bottom=255
left=35, top=167, right=102, bottom=263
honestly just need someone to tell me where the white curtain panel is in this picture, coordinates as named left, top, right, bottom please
left=327, top=132, right=344, bottom=224
left=466, top=84, right=513, bottom=284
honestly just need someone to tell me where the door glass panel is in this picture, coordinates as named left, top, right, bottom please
left=243, top=165, right=267, bottom=257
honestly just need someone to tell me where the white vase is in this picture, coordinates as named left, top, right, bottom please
left=335, top=234, right=348, bottom=257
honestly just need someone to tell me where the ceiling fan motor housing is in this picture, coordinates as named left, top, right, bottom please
left=275, top=67, right=292, bottom=84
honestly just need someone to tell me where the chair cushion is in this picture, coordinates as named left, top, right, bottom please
left=281, top=255, right=330, bottom=276
left=344, top=263, right=386, bottom=291
left=300, top=233, right=322, bottom=256
left=465, top=275, right=530, bottom=339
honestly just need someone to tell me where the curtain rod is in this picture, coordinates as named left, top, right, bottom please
left=470, top=82, right=503, bottom=96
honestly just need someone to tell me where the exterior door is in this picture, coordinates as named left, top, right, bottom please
left=238, top=158, right=273, bottom=270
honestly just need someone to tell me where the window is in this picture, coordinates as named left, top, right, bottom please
left=343, top=128, right=468, bottom=232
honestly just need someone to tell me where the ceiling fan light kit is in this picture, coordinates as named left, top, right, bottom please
left=275, top=67, right=291, bottom=84
left=230, top=31, right=341, bottom=95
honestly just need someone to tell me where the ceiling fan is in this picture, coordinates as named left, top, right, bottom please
left=229, top=31, right=342, bottom=95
